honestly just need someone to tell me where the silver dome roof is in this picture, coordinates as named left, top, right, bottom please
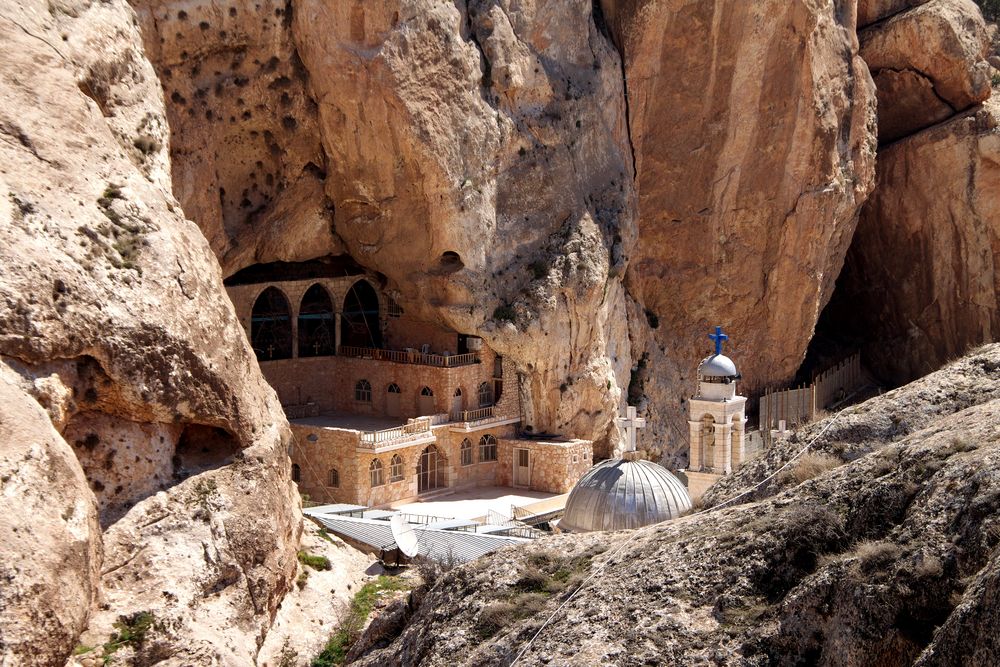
left=559, top=459, right=692, bottom=533
left=699, top=353, right=738, bottom=377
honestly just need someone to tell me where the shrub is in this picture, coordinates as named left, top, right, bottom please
left=493, top=304, right=516, bottom=322
left=529, top=259, right=548, bottom=280
left=853, top=540, right=904, bottom=571
left=298, top=550, right=332, bottom=571
left=787, top=452, right=841, bottom=484
left=103, top=611, right=155, bottom=657
left=312, top=576, right=409, bottom=666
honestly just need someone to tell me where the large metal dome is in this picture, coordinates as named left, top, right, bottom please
left=559, top=459, right=692, bottom=533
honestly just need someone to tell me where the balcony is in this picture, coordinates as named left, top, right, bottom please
left=448, top=406, right=521, bottom=432
left=338, top=345, right=480, bottom=368
left=357, top=417, right=435, bottom=451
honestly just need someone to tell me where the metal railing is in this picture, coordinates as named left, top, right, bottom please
left=339, top=345, right=480, bottom=368
left=358, top=417, right=433, bottom=449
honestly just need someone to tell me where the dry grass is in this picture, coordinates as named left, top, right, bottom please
left=787, top=452, right=841, bottom=484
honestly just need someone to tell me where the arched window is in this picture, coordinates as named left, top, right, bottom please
left=390, top=454, right=403, bottom=482
left=251, top=287, right=292, bottom=360
left=388, top=383, right=401, bottom=394
left=478, top=381, right=494, bottom=408
left=328, top=468, right=339, bottom=488
left=460, top=438, right=473, bottom=466
left=479, top=434, right=497, bottom=462
left=298, top=283, right=335, bottom=357
left=369, top=459, right=384, bottom=487
left=454, top=387, right=462, bottom=397
left=355, top=379, right=372, bottom=402
left=342, top=279, right=382, bottom=348
left=420, top=386, right=434, bottom=396
left=291, top=463, right=301, bottom=483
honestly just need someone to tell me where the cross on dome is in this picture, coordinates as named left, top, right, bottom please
left=708, top=325, right=729, bottom=355
left=618, top=405, right=646, bottom=453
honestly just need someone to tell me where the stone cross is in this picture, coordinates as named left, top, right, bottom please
left=618, top=405, right=646, bottom=453
left=266, top=344, right=275, bottom=359
left=708, top=325, right=729, bottom=355
left=313, top=341, right=322, bottom=355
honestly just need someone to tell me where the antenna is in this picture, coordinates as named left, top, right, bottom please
left=390, top=514, right=420, bottom=558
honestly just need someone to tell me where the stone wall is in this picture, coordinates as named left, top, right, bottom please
left=497, top=438, right=593, bottom=494
left=260, top=355, right=497, bottom=418
left=290, top=422, right=518, bottom=507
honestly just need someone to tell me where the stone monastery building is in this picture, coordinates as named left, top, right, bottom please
left=225, top=257, right=592, bottom=507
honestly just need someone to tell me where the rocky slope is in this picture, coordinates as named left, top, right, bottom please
left=357, top=343, right=1000, bottom=666
left=0, top=1, right=300, bottom=664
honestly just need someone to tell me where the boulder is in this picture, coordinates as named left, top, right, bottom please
left=0, top=1, right=300, bottom=663
left=860, top=0, right=991, bottom=143
left=823, top=100, right=1000, bottom=386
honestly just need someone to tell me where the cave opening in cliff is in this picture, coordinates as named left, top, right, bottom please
left=794, top=260, right=876, bottom=387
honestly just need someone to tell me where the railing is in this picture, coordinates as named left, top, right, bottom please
left=338, top=345, right=480, bottom=368
left=450, top=406, right=495, bottom=422
left=358, top=417, right=433, bottom=449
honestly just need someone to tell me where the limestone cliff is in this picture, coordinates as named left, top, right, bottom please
left=0, top=1, right=299, bottom=664
left=601, top=0, right=877, bottom=457
left=355, top=344, right=1000, bottom=666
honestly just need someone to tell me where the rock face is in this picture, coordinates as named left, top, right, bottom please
left=356, top=344, right=1000, bottom=666
left=598, top=0, right=877, bottom=454
left=135, top=0, right=639, bottom=452
left=0, top=1, right=299, bottom=664
left=860, top=0, right=990, bottom=143
left=818, top=0, right=997, bottom=387
left=824, top=101, right=1000, bottom=386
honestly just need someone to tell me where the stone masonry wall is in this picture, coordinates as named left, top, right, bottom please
left=497, top=438, right=594, bottom=494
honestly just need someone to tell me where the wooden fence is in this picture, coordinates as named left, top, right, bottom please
left=759, top=352, right=863, bottom=442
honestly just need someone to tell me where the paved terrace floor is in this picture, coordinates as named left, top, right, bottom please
left=290, top=412, right=407, bottom=432
left=391, top=486, right=561, bottom=521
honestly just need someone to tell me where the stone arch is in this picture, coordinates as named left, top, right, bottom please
left=460, top=438, right=473, bottom=466
left=417, top=444, right=444, bottom=492
left=479, top=433, right=498, bottom=462
left=369, top=459, right=384, bottom=487
left=298, top=283, right=335, bottom=357
left=355, top=379, right=372, bottom=402
left=251, top=286, right=293, bottom=360
left=342, top=279, right=382, bottom=348
left=478, top=381, right=494, bottom=408
left=389, top=454, right=403, bottom=482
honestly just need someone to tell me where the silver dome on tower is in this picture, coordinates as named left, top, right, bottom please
left=559, top=458, right=692, bottom=532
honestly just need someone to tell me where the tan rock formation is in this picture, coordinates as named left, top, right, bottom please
left=137, top=0, right=639, bottom=453
left=0, top=1, right=300, bottom=663
left=601, top=0, right=878, bottom=454
left=860, top=0, right=991, bottom=143
left=857, top=0, right=932, bottom=27
left=129, top=0, right=343, bottom=275
left=825, top=100, right=1000, bottom=386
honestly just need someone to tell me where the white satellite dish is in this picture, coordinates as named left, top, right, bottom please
left=390, top=514, right=420, bottom=558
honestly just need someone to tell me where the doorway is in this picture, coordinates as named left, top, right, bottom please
left=417, top=445, right=443, bottom=493
left=451, top=388, right=463, bottom=417
left=386, top=383, right=401, bottom=417
left=418, top=386, right=435, bottom=416
left=514, top=448, right=531, bottom=487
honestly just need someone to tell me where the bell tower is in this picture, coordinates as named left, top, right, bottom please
left=686, top=327, right=748, bottom=498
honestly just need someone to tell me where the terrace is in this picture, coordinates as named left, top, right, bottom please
left=338, top=345, right=480, bottom=368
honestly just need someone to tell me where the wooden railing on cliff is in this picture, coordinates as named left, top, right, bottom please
left=338, top=345, right=479, bottom=368
left=758, top=352, right=864, bottom=443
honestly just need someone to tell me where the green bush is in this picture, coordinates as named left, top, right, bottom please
left=312, top=576, right=410, bottom=666
left=103, top=611, right=155, bottom=658
left=297, top=550, right=332, bottom=571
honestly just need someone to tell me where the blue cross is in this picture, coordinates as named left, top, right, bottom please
left=708, top=326, right=728, bottom=356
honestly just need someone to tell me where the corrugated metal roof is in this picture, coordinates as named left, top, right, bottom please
left=304, top=504, right=367, bottom=517
left=310, top=514, right=529, bottom=563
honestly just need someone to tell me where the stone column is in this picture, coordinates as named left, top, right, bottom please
left=717, top=422, right=733, bottom=473
left=687, top=420, right=702, bottom=470
left=335, top=311, right=342, bottom=352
